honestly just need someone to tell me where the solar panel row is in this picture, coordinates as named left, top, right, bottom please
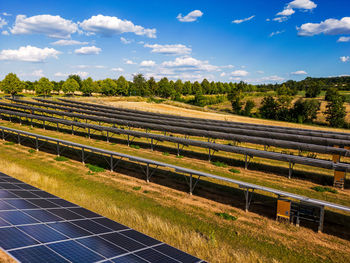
left=0, top=172, right=203, bottom=263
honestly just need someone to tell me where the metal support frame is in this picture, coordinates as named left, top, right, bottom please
left=181, top=173, right=201, bottom=195
left=288, top=161, right=295, bottom=179
left=244, top=154, right=253, bottom=169
left=318, top=205, right=325, bottom=233
left=242, top=187, right=255, bottom=212
left=137, top=163, right=159, bottom=182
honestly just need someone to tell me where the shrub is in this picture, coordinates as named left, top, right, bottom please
left=4, top=142, right=15, bottom=145
left=130, top=144, right=140, bottom=149
left=215, top=212, right=237, bottom=221
left=162, top=152, right=170, bottom=156
left=229, top=168, right=240, bottom=174
left=311, top=186, right=338, bottom=194
left=132, top=186, right=141, bottom=191
left=85, top=164, right=105, bottom=173
left=28, top=149, right=36, bottom=154
left=54, top=156, right=68, bottom=162
left=212, top=161, right=227, bottom=168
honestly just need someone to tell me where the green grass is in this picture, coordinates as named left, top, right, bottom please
left=85, top=163, right=105, bottom=173
left=176, top=155, right=184, bottom=159
left=229, top=168, right=240, bottom=174
left=132, top=186, right=142, bottom=191
left=54, top=156, right=69, bottom=162
left=215, top=212, right=238, bottom=221
left=311, top=186, right=338, bottom=194
left=211, top=161, right=228, bottom=168
left=130, top=144, right=140, bottom=149
left=28, top=149, right=36, bottom=154
left=162, top=152, right=170, bottom=156
left=4, top=141, right=15, bottom=145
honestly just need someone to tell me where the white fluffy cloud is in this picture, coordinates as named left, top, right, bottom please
left=230, top=70, right=248, bottom=77
left=140, top=60, right=156, bottom=67
left=2, top=12, right=11, bottom=16
left=0, top=17, right=7, bottom=28
left=270, top=30, right=285, bottom=37
left=0, top=45, right=60, bottom=62
left=177, top=10, right=203, bottom=22
left=124, top=59, right=136, bottom=65
left=232, top=15, right=255, bottom=24
left=10, top=14, right=78, bottom=38
left=340, top=56, right=350, bottom=62
left=1, top=30, right=9, bottom=35
left=162, top=56, right=218, bottom=71
left=79, top=14, right=156, bottom=38
left=51, top=39, right=89, bottom=46
left=298, top=17, right=350, bottom=36
left=291, top=70, right=307, bottom=75
left=338, top=36, right=350, bottom=42
left=111, top=67, right=124, bottom=72
left=287, top=0, right=317, bottom=10
left=120, top=37, right=133, bottom=44
left=54, top=71, right=89, bottom=78
left=74, top=46, right=101, bottom=55
left=144, top=43, right=191, bottom=55
left=276, top=9, right=295, bottom=16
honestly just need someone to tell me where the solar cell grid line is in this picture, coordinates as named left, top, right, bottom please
left=33, top=98, right=350, bottom=143
left=2, top=106, right=350, bottom=161
left=2, top=109, right=350, bottom=175
left=58, top=98, right=350, bottom=140
left=12, top=98, right=350, bottom=144
left=1, top=125, right=350, bottom=215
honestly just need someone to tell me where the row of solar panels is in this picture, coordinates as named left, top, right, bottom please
left=5, top=99, right=350, bottom=156
left=0, top=172, right=203, bottom=263
left=58, top=98, right=350, bottom=140
left=1, top=125, right=350, bottom=214
left=1, top=106, right=349, bottom=172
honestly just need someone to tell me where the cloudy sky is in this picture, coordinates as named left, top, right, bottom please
left=0, top=0, right=349, bottom=83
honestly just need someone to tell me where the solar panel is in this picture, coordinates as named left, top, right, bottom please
left=0, top=172, right=204, bottom=262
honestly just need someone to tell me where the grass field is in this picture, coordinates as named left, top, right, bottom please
left=1, top=96, right=350, bottom=262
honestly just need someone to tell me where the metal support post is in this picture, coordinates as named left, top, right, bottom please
left=146, top=163, right=150, bottom=182
left=110, top=155, right=113, bottom=172
left=318, top=206, right=325, bottom=233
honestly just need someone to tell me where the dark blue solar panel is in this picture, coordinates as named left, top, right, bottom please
left=0, top=210, right=39, bottom=225
left=49, top=199, right=78, bottom=208
left=47, top=208, right=83, bottom=220
left=121, top=229, right=161, bottom=246
left=0, top=200, right=15, bottom=210
left=135, top=248, right=179, bottom=263
left=68, top=207, right=100, bottom=218
left=0, top=217, right=11, bottom=227
left=48, top=240, right=104, bottom=262
left=93, top=217, right=129, bottom=231
left=47, top=221, right=92, bottom=238
left=23, top=209, right=63, bottom=223
left=0, top=182, right=22, bottom=189
left=16, top=184, right=39, bottom=190
left=0, top=178, right=22, bottom=183
left=0, top=189, right=18, bottom=198
left=112, top=254, right=148, bottom=263
left=100, top=232, right=146, bottom=251
left=18, top=224, right=69, bottom=243
left=154, top=244, right=201, bottom=263
left=9, top=245, right=69, bottom=263
left=30, top=190, right=57, bottom=198
left=9, top=190, right=40, bottom=198
left=4, top=199, right=39, bottom=209
left=0, top=227, right=39, bottom=250
left=71, top=219, right=111, bottom=234
left=28, top=198, right=60, bottom=208
left=76, top=236, right=128, bottom=258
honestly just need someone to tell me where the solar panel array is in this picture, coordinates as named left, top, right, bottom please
left=0, top=172, right=203, bottom=263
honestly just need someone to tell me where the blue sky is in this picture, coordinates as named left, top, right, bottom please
left=0, top=0, right=349, bottom=83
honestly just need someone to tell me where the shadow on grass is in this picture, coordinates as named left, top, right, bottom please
left=2, top=127, right=350, bottom=241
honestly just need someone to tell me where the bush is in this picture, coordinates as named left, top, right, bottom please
left=85, top=164, right=105, bottom=173
left=54, top=156, right=68, bottom=162
left=28, top=149, right=36, bottom=154
left=229, top=168, right=240, bottom=174
left=212, top=161, right=227, bottom=167
left=4, top=142, right=15, bottom=145
left=215, top=212, right=237, bottom=221
left=130, top=144, right=140, bottom=149
left=132, top=186, right=141, bottom=191
left=311, top=186, right=338, bottom=194
left=162, top=152, right=170, bottom=156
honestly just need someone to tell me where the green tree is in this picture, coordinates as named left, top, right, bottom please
left=228, top=89, right=244, bottom=114
left=35, top=77, right=53, bottom=96
left=325, top=95, right=346, bottom=127
left=67, top=74, right=82, bottom=90
left=147, top=77, right=158, bottom=96
left=192, top=81, right=202, bottom=95
left=201, top=79, right=210, bottom=94
left=51, top=81, right=61, bottom=94
left=243, top=100, right=255, bottom=117
left=133, top=74, right=149, bottom=96
left=305, top=82, right=321, bottom=98
left=0, top=73, right=23, bottom=97
left=81, top=77, right=99, bottom=96
left=116, top=76, right=129, bottom=95
left=24, top=81, right=34, bottom=92
left=292, top=99, right=320, bottom=123
left=182, top=81, right=192, bottom=95
left=158, top=77, right=174, bottom=98
left=325, top=87, right=340, bottom=101
left=259, top=96, right=279, bottom=120
left=210, top=81, right=218, bottom=94
left=62, top=78, right=79, bottom=95
left=174, top=80, right=183, bottom=94
left=100, top=78, right=118, bottom=96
